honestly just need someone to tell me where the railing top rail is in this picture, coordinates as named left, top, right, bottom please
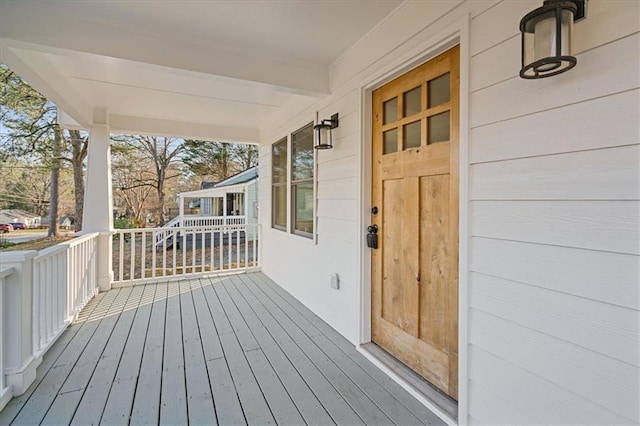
left=0, top=266, right=15, bottom=280
left=34, top=232, right=100, bottom=260
left=115, top=223, right=259, bottom=233
left=66, top=231, right=100, bottom=248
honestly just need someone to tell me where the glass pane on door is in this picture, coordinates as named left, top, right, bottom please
left=403, top=121, right=421, bottom=149
left=403, top=87, right=421, bottom=117
left=428, top=73, right=450, bottom=108
left=384, top=97, right=398, bottom=124
left=428, top=111, right=450, bottom=144
left=383, top=129, right=398, bottom=154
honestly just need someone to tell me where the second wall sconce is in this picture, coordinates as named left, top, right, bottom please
left=520, top=0, right=587, bottom=79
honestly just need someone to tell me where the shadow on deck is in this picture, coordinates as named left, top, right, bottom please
left=0, top=272, right=444, bottom=425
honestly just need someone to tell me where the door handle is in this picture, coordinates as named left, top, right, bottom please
left=367, top=225, right=378, bottom=249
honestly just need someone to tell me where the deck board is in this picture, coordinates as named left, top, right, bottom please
left=180, top=279, right=217, bottom=425
left=215, top=278, right=304, bottom=425
left=43, top=288, right=134, bottom=425
left=72, top=287, right=144, bottom=424
left=1, top=272, right=444, bottom=425
left=0, top=293, right=105, bottom=425
left=128, top=282, right=167, bottom=425
left=236, top=275, right=393, bottom=425
left=251, top=272, right=446, bottom=424
left=230, top=275, right=365, bottom=426
left=101, top=285, right=152, bottom=424
left=159, top=282, right=188, bottom=425
left=223, top=275, right=335, bottom=425
left=202, top=279, right=276, bottom=425
left=10, top=290, right=119, bottom=425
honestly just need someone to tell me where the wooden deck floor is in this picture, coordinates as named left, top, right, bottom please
left=0, top=272, right=444, bottom=425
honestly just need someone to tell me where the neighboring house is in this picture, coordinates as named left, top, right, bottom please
left=40, top=216, right=73, bottom=229
left=1, top=1, right=637, bottom=424
left=0, top=209, right=41, bottom=228
left=176, top=166, right=259, bottom=226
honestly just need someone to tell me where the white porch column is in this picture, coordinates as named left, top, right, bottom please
left=83, top=114, right=113, bottom=292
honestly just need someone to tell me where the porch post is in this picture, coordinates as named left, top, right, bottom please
left=0, top=251, right=38, bottom=395
left=83, top=111, right=113, bottom=292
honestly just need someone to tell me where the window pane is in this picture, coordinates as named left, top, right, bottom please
left=428, top=111, right=450, bottom=144
left=383, top=129, right=398, bottom=154
left=428, top=73, right=450, bottom=108
left=272, top=138, right=287, bottom=184
left=383, top=97, right=397, bottom=124
left=272, top=185, right=286, bottom=229
left=403, top=87, right=421, bottom=117
left=293, top=181, right=314, bottom=236
left=292, top=123, right=314, bottom=181
left=403, top=120, right=421, bottom=149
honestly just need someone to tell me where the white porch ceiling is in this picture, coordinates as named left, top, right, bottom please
left=0, top=0, right=403, bottom=142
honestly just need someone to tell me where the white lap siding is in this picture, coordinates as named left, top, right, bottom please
left=467, top=0, right=639, bottom=424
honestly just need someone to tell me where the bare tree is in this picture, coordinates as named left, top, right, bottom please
left=112, top=135, right=184, bottom=225
left=112, top=147, right=155, bottom=226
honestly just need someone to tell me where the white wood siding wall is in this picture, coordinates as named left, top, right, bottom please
left=259, top=0, right=639, bottom=423
left=467, top=1, right=639, bottom=424
left=259, top=89, right=362, bottom=343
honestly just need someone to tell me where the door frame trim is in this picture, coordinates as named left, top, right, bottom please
left=358, top=15, right=471, bottom=425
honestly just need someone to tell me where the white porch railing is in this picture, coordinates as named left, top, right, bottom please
left=183, top=215, right=246, bottom=227
left=156, top=215, right=246, bottom=245
left=114, top=223, right=260, bottom=286
left=32, top=233, right=99, bottom=356
left=0, top=232, right=100, bottom=411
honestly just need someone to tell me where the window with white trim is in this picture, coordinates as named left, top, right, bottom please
left=291, top=123, right=314, bottom=238
left=271, top=137, right=287, bottom=230
left=271, top=122, right=315, bottom=238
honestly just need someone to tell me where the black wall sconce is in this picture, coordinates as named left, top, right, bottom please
left=314, top=113, right=339, bottom=150
left=520, top=0, right=587, bottom=79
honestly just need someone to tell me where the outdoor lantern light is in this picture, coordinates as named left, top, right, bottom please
left=314, top=113, right=339, bottom=150
left=519, top=0, right=587, bottom=79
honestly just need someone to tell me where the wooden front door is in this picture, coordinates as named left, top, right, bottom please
left=371, top=46, right=459, bottom=400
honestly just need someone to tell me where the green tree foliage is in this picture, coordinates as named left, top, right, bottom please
left=182, top=140, right=258, bottom=182
left=0, top=64, right=88, bottom=232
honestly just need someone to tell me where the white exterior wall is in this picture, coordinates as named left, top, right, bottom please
left=259, top=1, right=639, bottom=424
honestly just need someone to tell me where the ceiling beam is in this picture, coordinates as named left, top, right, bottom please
left=108, top=114, right=260, bottom=144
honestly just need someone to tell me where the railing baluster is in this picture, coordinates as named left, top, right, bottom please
left=227, top=227, right=232, bottom=270
left=141, top=230, right=146, bottom=280
left=152, top=230, right=157, bottom=279
left=191, top=229, right=196, bottom=273
left=130, top=230, right=135, bottom=280
left=119, top=233, right=124, bottom=282
left=181, top=228, right=186, bottom=275
left=236, top=228, right=241, bottom=270
left=174, top=229, right=178, bottom=276
left=162, top=232, right=167, bottom=277
left=244, top=226, right=249, bottom=269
